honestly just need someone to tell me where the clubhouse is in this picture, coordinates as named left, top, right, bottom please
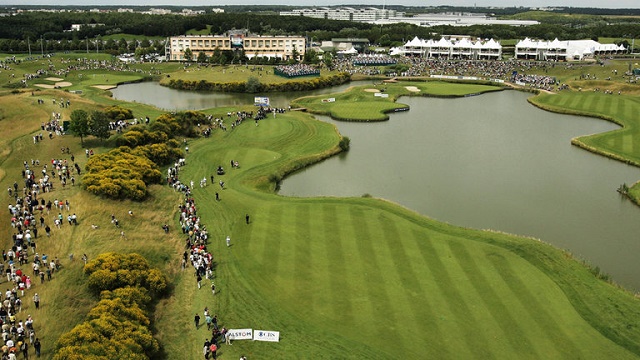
left=391, top=36, right=502, bottom=60
left=166, top=33, right=306, bottom=61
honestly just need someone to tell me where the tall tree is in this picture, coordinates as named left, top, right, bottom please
left=183, top=47, right=193, bottom=62
left=69, top=109, right=90, bottom=146
left=197, top=51, right=208, bottom=64
left=89, top=110, right=111, bottom=142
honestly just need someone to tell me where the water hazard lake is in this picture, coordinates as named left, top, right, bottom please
left=113, top=83, right=640, bottom=291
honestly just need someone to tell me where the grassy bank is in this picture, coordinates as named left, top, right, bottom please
left=530, top=91, right=640, bottom=203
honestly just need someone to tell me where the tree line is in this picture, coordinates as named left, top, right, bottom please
left=0, top=10, right=638, bottom=54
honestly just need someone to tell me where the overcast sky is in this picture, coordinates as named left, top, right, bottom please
left=0, top=1, right=637, bottom=9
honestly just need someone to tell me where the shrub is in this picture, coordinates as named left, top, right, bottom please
left=84, top=253, right=168, bottom=296
left=104, top=105, right=134, bottom=121
left=83, top=148, right=162, bottom=201
left=339, top=136, right=351, bottom=151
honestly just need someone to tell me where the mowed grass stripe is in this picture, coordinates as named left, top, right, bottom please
left=565, top=92, right=583, bottom=110
left=260, top=203, right=283, bottom=277
left=586, top=92, right=603, bottom=114
left=420, top=236, right=495, bottom=359
left=349, top=206, right=397, bottom=352
left=378, top=214, right=445, bottom=358
left=554, top=93, right=572, bottom=109
left=321, top=204, right=354, bottom=323
left=486, top=254, right=585, bottom=359
left=294, top=204, right=314, bottom=312
left=409, top=229, right=464, bottom=357
left=447, top=240, right=540, bottom=358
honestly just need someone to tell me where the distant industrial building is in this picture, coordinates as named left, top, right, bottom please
left=391, top=36, right=502, bottom=60
left=374, top=12, right=538, bottom=27
left=166, top=33, right=306, bottom=61
left=280, top=7, right=400, bottom=22
left=280, top=7, right=538, bottom=27
left=515, top=38, right=626, bottom=61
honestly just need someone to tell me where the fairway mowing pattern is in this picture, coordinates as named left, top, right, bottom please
left=447, top=240, right=538, bottom=357
left=426, top=237, right=497, bottom=359
left=320, top=204, right=353, bottom=323
left=350, top=207, right=401, bottom=354
left=294, top=204, right=314, bottom=315
left=378, top=215, right=449, bottom=357
left=487, top=254, right=584, bottom=359
left=163, top=101, right=640, bottom=359
left=259, top=204, right=284, bottom=280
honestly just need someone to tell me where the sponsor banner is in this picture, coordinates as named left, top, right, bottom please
left=374, top=93, right=389, bottom=98
left=254, top=97, right=270, bottom=106
left=430, top=75, right=480, bottom=81
left=321, top=97, right=335, bottom=103
left=228, top=329, right=253, bottom=340
left=253, top=330, right=280, bottom=342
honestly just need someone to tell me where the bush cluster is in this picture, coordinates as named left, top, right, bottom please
left=104, top=105, right=134, bottom=121
left=83, top=147, right=163, bottom=201
left=54, top=253, right=168, bottom=360
left=155, top=111, right=209, bottom=138
left=83, top=110, right=208, bottom=200
left=165, top=73, right=351, bottom=93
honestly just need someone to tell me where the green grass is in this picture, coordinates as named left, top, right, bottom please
left=153, top=109, right=640, bottom=359
left=0, top=57, right=640, bottom=359
left=292, top=81, right=503, bottom=121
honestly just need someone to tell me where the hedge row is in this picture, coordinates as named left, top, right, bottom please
left=165, top=72, right=351, bottom=93
left=54, top=253, right=168, bottom=360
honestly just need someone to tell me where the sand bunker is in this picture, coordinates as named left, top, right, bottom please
left=405, top=86, right=420, bottom=92
left=45, top=77, right=64, bottom=82
left=34, top=81, right=72, bottom=89
left=93, top=85, right=117, bottom=90
left=364, top=88, right=380, bottom=93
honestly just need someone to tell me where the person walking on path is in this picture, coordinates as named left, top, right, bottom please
left=206, top=313, right=213, bottom=330
left=194, top=313, right=201, bottom=329
left=33, top=338, right=41, bottom=357
left=226, top=236, right=230, bottom=247
left=197, top=274, right=202, bottom=289
left=245, top=214, right=250, bottom=224
left=211, top=282, right=216, bottom=296
left=209, top=343, right=217, bottom=360
left=33, top=293, right=40, bottom=310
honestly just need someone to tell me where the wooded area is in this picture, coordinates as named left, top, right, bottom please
left=0, top=8, right=639, bottom=53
